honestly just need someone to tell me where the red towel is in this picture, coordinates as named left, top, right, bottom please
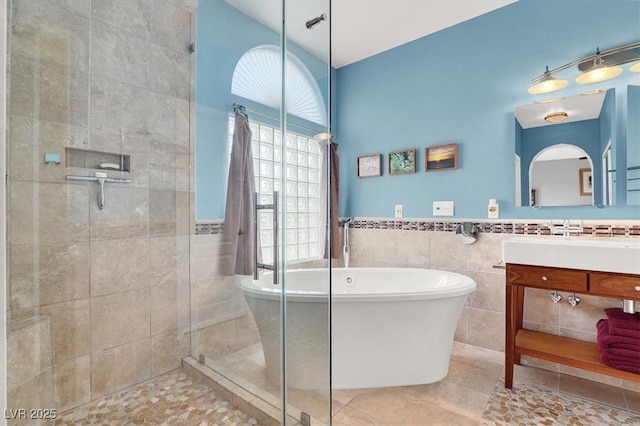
left=605, top=308, right=640, bottom=338
left=597, top=320, right=640, bottom=352
left=598, top=351, right=640, bottom=374
left=597, top=319, right=640, bottom=374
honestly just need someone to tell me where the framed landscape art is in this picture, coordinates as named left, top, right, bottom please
left=425, top=143, right=458, bottom=172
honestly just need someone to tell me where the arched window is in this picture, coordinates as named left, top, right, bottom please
left=231, top=45, right=327, bottom=126
left=229, top=46, right=327, bottom=262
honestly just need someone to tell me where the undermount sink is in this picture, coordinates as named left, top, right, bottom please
left=502, top=237, right=640, bottom=275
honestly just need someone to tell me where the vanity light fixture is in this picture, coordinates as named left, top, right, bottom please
left=528, top=41, right=640, bottom=94
left=528, top=66, right=568, bottom=95
left=535, top=96, right=564, bottom=104
left=575, top=48, right=623, bottom=84
left=581, top=88, right=606, bottom=96
left=544, top=112, right=568, bottom=123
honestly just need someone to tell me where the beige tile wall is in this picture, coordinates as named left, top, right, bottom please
left=191, top=233, right=261, bottom=362
left=346, top=225, right=640, bottom=387
left=6, top=0, right=194, bottom=415
left=347, top=229, right=508, bottom=352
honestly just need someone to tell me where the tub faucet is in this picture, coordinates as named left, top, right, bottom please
left=342, top=217, right=354, bottom=268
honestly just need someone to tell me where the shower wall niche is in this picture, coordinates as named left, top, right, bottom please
left=65, top=148, right=131, bottom=172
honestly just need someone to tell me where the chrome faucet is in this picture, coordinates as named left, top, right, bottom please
left=342, top=217, right=354, bottom=268
left=551, top=219, right=583, bottom=239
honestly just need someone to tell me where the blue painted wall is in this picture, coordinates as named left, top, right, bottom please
left=599, top=89, right=620, bottom=204
left=336, top=0, right=640, bottom=219
left=628, top=85, right=640, bottom=204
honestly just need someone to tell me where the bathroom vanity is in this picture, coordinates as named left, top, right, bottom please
left=503, top=237, right=640, bottom=388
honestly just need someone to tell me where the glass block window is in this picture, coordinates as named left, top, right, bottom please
left=229, top=116, right=322, bottom=263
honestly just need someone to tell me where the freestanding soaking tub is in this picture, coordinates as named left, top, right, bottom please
left=240, top=267, right=476, bottom=390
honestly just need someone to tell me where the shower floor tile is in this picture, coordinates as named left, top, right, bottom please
left=49, top=369, right=261, bottom=425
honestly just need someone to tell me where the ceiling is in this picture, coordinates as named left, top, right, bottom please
left=226, top=0, right=605, bottom=129
left=535, top=145, right=589, bottom=162
left=514, top=90, right=607, bottom=130
left=225, top=0, right=517, bottom=68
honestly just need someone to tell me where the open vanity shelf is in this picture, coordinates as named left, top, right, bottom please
left=505, top=263, right=640, bottom=388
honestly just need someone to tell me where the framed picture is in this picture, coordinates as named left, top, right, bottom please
left=388, top=149, right=416, bottom=175
left=579, top=168, right=593, bottom=196
left=357, top=154, right=382, bottom=177
left=425, top=143, right=458, bottom=172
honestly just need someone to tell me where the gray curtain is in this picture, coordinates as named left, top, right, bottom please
left=222, top=112, right=257, bottom=275
left=320, top=142, right=339, bottom=259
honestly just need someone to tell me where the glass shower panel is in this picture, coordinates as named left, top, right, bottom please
left=283, top=1, right=332, bottom=424
left=191, top=0, right=332, bottom=423
left=6, top=0, right=193, bottom=418
left=190, top=0, right=287, bottom=421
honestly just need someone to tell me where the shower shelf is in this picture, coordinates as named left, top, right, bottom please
left=66, top=173, right=132, bottom=210
left=66, top=147, right=131, bottom=172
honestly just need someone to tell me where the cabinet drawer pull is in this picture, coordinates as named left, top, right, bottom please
left=635, top=286, right=640, bottom=291
left=542, top=276, right=548, bottom=281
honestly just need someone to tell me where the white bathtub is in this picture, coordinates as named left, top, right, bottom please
left=240, top=267, right=476, bottom=390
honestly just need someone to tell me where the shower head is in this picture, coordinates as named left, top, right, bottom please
left=306, top=13, right=327, bottom=29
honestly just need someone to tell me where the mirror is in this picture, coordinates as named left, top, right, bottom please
left=529, top=144, right=593, bottom=206
left=628, top=84, right=640, bottom=205
left=515, top=89, right=616, bottom=207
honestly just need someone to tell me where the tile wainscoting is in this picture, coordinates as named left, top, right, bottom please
left=194, top=218, right=640, bottom=390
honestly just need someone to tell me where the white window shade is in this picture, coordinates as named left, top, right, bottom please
left=231, top=45, right=327, bottom=126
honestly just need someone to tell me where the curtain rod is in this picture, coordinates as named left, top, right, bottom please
left=232, top=103, right=326, bottom=135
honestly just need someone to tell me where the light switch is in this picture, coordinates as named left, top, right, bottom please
left=394, top=204, right=403, bottom=218
left=433, top=201, right=454, bottom=216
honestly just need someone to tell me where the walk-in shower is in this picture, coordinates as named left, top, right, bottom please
left=5, top=0, right=194, bottom=420
left=3, top=0, right=332, bottom=423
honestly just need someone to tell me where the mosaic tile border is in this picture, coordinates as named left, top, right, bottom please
left=195, top=221, right=224, bottom=235
left=195, top=219, right=640, bottom=237
left=348, top=219, right=640, bottom=237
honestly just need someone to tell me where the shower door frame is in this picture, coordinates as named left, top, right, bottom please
left=1, top=0, right=8, bottom=421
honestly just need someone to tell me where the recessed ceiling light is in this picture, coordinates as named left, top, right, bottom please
left=544, top=112, right=568, bottom=123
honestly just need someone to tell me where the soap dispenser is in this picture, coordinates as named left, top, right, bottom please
left=488, top=199, right=499, bottom=219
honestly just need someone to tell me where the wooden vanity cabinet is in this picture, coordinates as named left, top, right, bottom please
left=505, top=263, right=640, bottom=389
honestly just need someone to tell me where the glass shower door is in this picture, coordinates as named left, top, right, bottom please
left=190, top=0, right=332, bottom=424
left=281, top=2, right=332, bottom=424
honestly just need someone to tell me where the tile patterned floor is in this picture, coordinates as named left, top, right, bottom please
left=482, top=382, right=640, bottom=425
left=208, top=341, right=640, bottom=425
left=49, top=342, right=640, bottom=425
left=48, top=369, right=261, bottom=425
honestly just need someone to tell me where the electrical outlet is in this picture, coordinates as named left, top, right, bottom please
left=394, top=204, right=403, bottom=218
left=433, top=201, right=454, bottom=216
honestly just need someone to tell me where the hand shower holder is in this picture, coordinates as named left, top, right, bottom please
left=66, top=172, right=132, bottom=210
